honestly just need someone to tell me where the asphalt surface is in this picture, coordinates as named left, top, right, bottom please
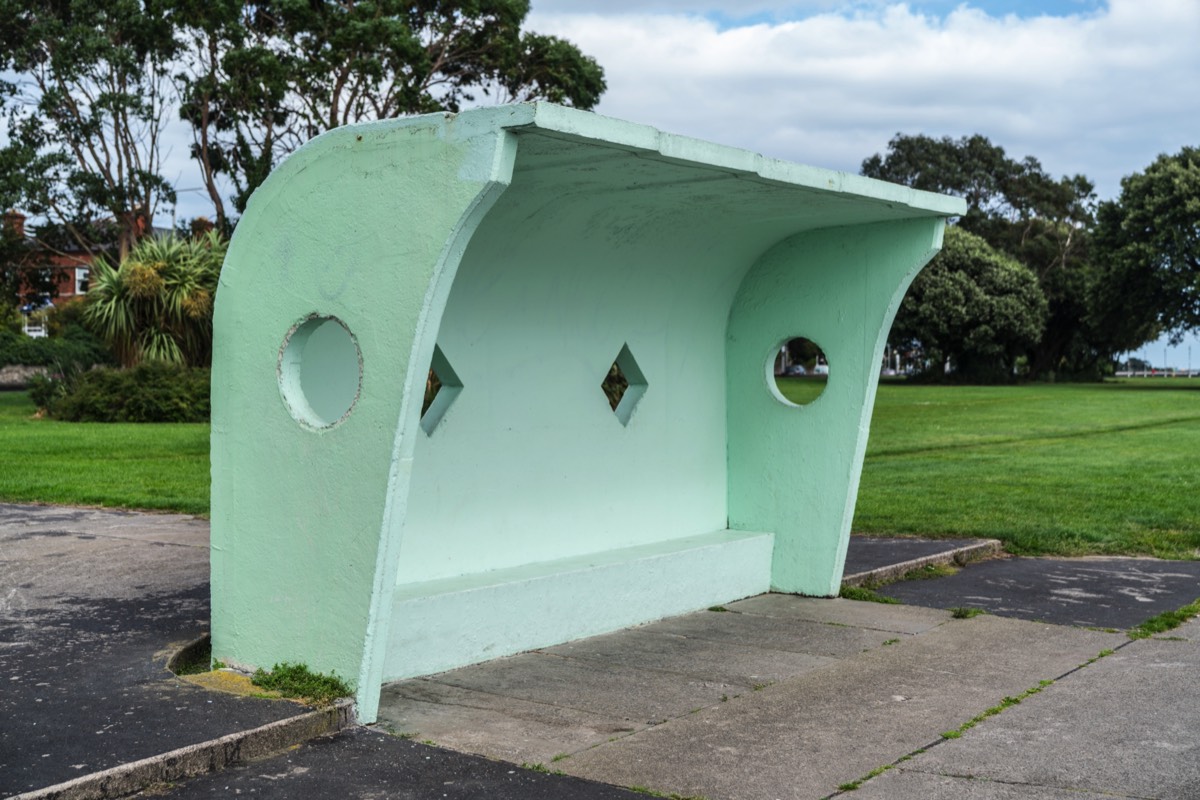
left=0, top=505, right=303, bottom=797
left=134, top=726, right=644, bottom=799
left=882, top=554, right=1200, bottom=628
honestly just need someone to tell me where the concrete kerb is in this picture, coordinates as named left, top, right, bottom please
left=11, top=701, right=356, bottom=800
left=840, top=539, right=1003, bottom=588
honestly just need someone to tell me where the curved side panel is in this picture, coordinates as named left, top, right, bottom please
left=726, top=218, right=946, bottom=595
left=210, top=116, right=515, bottom=717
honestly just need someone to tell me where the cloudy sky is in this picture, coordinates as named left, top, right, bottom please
left=524, top=0, right=1195, bottom=202
left=163, top=0, right=1200, bottom=364
left=520, top=0, right=1199, bottom=367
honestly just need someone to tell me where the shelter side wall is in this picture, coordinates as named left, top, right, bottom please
left=726, top=218, right=945, bottom=595
left=210, top=119, right=514, bottom=705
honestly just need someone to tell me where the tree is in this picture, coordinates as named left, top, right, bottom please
left=84, top=231, right=227, bottom=367
left=174, top=0, right=606, bottom=224
left=0, top=0, right=179, bottom=260
left=864, top=134, right=1100, bottom=379
left=1089, top=146, right=1200, bottom=351
left=891, top=226, right=1048, bottom=382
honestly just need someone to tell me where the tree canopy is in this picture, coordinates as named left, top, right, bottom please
left=1089, top=146, right=1200, bottom=350
left=0, top=0, right=178, bottom=260
left=0, top=0, right=606, bottom=235
left=891, top=226, right=1047, bottom=381
left=865, top=133, right=1103, bottom=381
left=173, top=0, right=606, bottom=225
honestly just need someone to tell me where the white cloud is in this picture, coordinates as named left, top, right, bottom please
left=526, top=0, right=1199, bottom=200
left=160, top=0, right=1195, bottom=226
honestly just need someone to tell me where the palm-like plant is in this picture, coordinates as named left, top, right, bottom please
left=85, top=231, right=228, bottom=367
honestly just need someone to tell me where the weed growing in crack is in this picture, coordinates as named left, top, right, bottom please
left=1129, top=598, right=1200, bottom=639
left=249, top=662, right=351, bottom=706
left=950, top=607, right=987, bottom=619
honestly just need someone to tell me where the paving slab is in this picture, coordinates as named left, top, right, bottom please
left=543, top=627, right=838, bottom=687
left=558, top=615, right=1122, bottom=800
left=727, top=594, right=951, bottom=635
left=12, top=501, right=1197, bottom=800
left=424, top=650, right=742, bottom=723
left=848, top=769, right=1118, bottom=799
left=884, top=636, right=1200, bottom=800
left=636, top=606, right=897, bottom=657
left=377, top=679, right=639, bottom=765
left=141, top=726, right=645, bottom=800
left=1172, top=615, right=1200, bottom=641
left=882, top=556, right=1200, bottom=629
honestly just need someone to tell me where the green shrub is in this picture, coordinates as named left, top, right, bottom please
left=47, top=363, right=210, bottom=422
left=45, top=297, right=90, bottom=337
left=1, top=303, right=22, bottom=334
left=0, top=325, right=112, bottom=369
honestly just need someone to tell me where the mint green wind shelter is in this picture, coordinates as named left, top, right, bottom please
left=210, top=104, right=965, bottom=721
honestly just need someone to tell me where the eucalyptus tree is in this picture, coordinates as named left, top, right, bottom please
left=0, top=0, right=179, bottom=260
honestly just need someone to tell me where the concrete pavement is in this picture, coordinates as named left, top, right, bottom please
left=4, top=505, right=1200, bottom=800
left=850, top=620, right=1200, bottom=799
left=379, top=598, right=1123, bottom=799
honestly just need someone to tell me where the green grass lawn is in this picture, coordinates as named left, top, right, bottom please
left=850, top=380, right=1200, bottom=558
left=0, top=390, right=209, bottom=515
left=2, top=379, right=1197, bottom=556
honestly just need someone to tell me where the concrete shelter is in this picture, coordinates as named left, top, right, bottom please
left=210, top=103, right=965, bottom=721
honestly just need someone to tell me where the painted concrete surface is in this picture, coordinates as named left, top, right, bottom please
left=375, top=596, right=1122, bottom=798
left=384, top=530, right=773, bottom=680
left=854, top=636, right=1200, bottom=799
left=726, top=219, right=945, bottom=595
left=211, top=102, right=965, bottom=719
left=882, top=555, right=1200, bottom=629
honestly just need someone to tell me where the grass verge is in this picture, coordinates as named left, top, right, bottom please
left=1129, top=598, right=1200, bottom=639
left=839, top=585, right=900, bottom=604
left=0, top=390, right=208, bottom=514
left=851, top=380, right=1200, bottom=559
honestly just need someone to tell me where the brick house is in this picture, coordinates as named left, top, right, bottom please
left=3, top=211, right=94, bottom=309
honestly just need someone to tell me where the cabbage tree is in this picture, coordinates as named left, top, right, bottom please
left=85, top=231, right=227, bottom=367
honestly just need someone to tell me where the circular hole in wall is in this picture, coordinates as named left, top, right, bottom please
left=770, top=337, right=829, bottom=406
left=278, top=315, right=362, bottom=429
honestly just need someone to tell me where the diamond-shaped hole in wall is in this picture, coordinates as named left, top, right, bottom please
left=420, top=345, right=462, bottom=435
left=602, top=343, right=647, bottom=426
